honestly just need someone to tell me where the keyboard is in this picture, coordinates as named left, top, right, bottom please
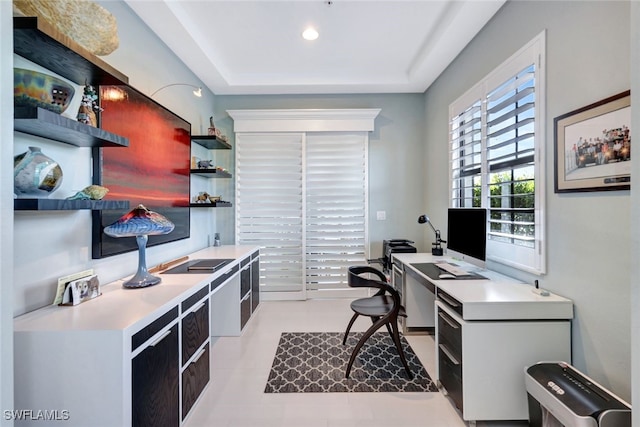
left=436, top=262, right=469, bottom=276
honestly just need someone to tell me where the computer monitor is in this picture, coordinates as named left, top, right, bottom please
left=446, top=208, right=487, bottom=268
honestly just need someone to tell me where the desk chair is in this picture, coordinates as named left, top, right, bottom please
left=342, top=265, right=413, bottom=379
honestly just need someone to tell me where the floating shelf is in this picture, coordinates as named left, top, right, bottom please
left=14, top=198, right=130, bottom=211
left=13, top=17, right=128, bottom=86
left=190, top=169, right=232, bottom=178
left=191, top=136, right=232, bottom=150
left=189, top=202, right=233, bottom=208
left=15, top=107, right=129, bottom=148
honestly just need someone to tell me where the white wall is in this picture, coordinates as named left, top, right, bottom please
left=630, top=0, right=639, bottom=421
left=11, top=1, right=217, bottom=315
left=423, top=0, right=632, bottom=401
left=1, top=0, right=14, bottom=422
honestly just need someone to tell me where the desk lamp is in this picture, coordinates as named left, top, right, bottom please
left=104, top=204, right=175, bottom=288
left=417, top=214, right=445, bottom=256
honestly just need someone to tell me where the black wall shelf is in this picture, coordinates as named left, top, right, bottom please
left=189, top=202, right=232, bottom=208
left=14, top=17, right=129, bottom=86
left=15, top=199, right=130, bottom=211
left=15, top=107, right=129, bottom=148
left=190, top=169, right=232, bottom=178
left=191, top=136, right=232, bottom=150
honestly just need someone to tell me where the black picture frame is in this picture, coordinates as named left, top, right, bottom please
left=554, top=90, right=631, bottom=193
left=91, top=85, right=191, bottom=259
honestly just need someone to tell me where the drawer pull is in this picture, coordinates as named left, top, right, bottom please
left=438, top=293, right=460, bottom=308
left=439, top=344, right=460, bottom=365
left=192, top=347, right=207, bottom=364
left=149, top=329, right=172, bottom=347
left=438, top=311, right=460, bottom=329
left=191, top=301, right=206, bottom=314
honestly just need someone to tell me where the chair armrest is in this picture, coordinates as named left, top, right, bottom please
left=348, top=265, right=387, bottom=282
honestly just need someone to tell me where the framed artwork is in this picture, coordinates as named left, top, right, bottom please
left=554, top=90, right=631, bottom=193
left=92, top=85, right=191, bottom=259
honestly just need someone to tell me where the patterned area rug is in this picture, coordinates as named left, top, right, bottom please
left=264, top=332, right=438, bottom=393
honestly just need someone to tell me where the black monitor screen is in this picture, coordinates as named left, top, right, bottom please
left=447, top=208, right=487, bottom=264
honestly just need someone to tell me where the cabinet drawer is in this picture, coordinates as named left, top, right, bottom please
left=437, top=290, right=463, bottom=317
left=182, top=299, right=209, bottom=364
left=240, top=293, right=251, bottom=330
left=182, top=343, right=210, bottom=420
left=132, top=324, right=179, bottom=427
left=211, top=265, right=239, bottom=292
left=438, top=344, right=463, bottom=411
left=437, top=307, right=462, bottom=357
left=240, top=265, right=251, bottom=297
left=181, top=284, right=209, bottom=312
left=132, top=306, right=178, bottom=351
left=251, top=258, right=259, bottom=312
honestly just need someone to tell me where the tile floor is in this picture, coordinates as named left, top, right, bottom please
left=183, top=299, right=528, bottom=427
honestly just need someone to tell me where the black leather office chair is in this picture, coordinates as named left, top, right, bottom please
left=342, top=265, right=413, bottom=379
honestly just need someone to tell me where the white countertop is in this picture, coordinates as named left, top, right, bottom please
left=14, top=245, right=259, bottom=333
left=393, top=252, right=574, bottom=321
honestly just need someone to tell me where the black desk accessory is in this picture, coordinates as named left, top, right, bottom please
left=418, top=214, right=445, bottom=256
left=410, top=262, right=486, bottom=280
left=162, top=258, right=233, bottom=274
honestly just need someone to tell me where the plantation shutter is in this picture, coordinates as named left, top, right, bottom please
left=450, top=99, right=483, bottom=208
left=448, top=32, right=546, bottom=274
left=305, top=133, right=368, bottom=291
left=236, top=133, right=304, bottom=293
left=486, top=65, right=536, bottom=250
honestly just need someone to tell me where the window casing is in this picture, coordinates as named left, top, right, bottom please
left=449, top=32, right=546, bottom=274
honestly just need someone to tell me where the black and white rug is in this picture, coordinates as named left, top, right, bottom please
left=264, top=332, right=438, bottom=393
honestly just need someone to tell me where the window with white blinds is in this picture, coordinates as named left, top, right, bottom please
left=306, top=133, right=367, bottom=291
left=236, top=133, right=304, bottom=293
left=449, top=32, right=546, bottom=274
left=236, top=132, right=368, bottom=295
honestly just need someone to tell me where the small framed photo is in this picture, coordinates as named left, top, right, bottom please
left=60, top=275, right=101, bottom=306
left=554, top=90, right=631, bottom=192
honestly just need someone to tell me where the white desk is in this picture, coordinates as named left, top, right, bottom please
left=392, top=253, right=573, bottom=424
left=14, top=245, right=259, bottom=427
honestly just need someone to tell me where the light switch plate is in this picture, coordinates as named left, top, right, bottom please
left=376, top=211, right=386, bottom=220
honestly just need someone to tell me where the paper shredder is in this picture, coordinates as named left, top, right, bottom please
left=525, top=361, right=631, bottom=427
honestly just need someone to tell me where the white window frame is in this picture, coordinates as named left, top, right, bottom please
left=449, top=31, right=546, bottom=275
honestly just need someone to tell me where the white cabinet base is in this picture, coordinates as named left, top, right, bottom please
left=210, top=272, right=241, bottom=336
left=436, top=301, right=572, bottom=422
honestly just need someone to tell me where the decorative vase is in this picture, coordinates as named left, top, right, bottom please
left=14, top=146, right=64, bottom=198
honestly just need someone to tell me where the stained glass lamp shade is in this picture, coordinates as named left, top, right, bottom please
left=104, top=204, right=175, bottom=288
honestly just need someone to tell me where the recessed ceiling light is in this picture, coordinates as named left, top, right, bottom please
left=302, top=27, right=319, bottom=41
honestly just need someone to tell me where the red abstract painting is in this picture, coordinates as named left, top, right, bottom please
left=99, top=86, right=190, bottom=207
left=92, top=85, right=191, bottom=259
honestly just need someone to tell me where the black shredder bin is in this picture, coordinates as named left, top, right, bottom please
left=525, top=362, right=631, bottom=427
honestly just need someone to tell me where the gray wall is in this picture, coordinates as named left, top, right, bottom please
left=11, top=1, right=216, bottom=316
left=422, top=0, right=631, bottom=400
left=630, top=0, right=640, bottom=418
left=1, top=0, right=14, bottom=420
left=213, top=94, right=428, bottom=259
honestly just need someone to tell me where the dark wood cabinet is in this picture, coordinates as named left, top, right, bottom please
left=240, top=294, right=251, bottom=330
left=181, top=299, right=209, bottom=363
left=182, top=343, right=210, bottom=420
left=251, top=254, right=260, bottom=312
left=132, top=323, right=179, bottom=427
left=240, top=258, right=251, bottom=298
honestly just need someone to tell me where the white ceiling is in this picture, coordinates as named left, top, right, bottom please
left=125, top=0, right=506, bottom=95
